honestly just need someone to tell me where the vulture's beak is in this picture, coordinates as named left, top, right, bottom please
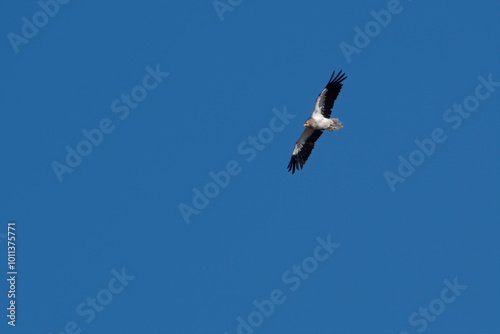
left=303, top=122, right=309, bottom=127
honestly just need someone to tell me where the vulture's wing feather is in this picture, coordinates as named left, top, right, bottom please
left=287, top=128, right=323, bottom=174
left=312, top=70, right=347, bottom=119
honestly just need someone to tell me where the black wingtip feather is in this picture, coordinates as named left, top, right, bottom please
left=287, top=156, right=300, bottom=174
left=328, top=70, right=347, bottom=85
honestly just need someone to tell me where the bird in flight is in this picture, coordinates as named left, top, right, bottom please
left=287, top=70, right=347, bottom=174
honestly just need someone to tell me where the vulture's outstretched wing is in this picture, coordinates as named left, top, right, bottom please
left=312, top=70, right=347, bottom=119
left=287, top=128, right=323, bottom=174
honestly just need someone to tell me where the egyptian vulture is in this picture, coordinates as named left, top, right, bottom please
left=287, top=70, right=347, bottom=174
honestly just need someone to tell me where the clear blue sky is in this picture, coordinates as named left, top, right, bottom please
left=1, top=1, right=499, bottom=333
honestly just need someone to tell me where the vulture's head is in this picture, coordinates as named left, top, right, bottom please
left=303, top=118, right=313, bottom=127
left=304, top=117, right=316, bottom=128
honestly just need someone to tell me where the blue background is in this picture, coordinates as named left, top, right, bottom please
left=1, top=0, right=499, bottom=333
